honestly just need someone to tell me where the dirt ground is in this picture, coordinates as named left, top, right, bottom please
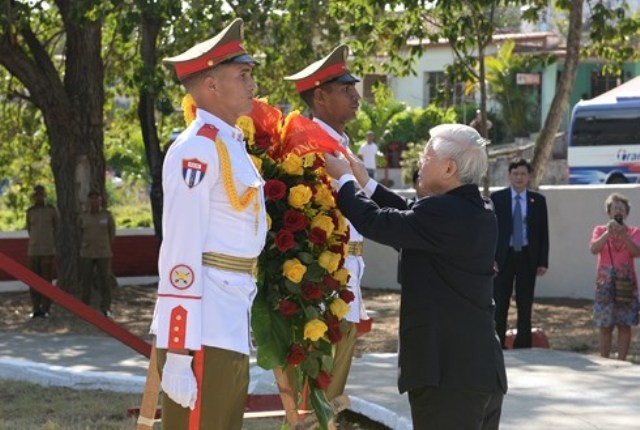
left=2, top=283, right=640, bottom=362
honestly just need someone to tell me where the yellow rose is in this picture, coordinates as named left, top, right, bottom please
left=318, top=251, right=341, bottom=273
left=281, top=153, right=304, bottom=175
left=236, top=116, right=255, bottom=145
left=332, top=267, right=350, bottom=285
left=288, top=185, right=313, bottom=209
left=302, top=154, right=316, bottom=168
left=314, top=185, right=335, bottom=210
left=266, top=213, right=272, bottom=230
left=311, top=214, right=335, bottom=237
left=250, top=155, right=262, bottom=173
left=329, top=298, right=350, bottom=320
left=283, top=258, right=307, bottom=283
left=304, top=319, right=328, bottom=341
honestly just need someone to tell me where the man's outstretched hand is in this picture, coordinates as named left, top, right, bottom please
left=325, top=152, right=353, bottom=180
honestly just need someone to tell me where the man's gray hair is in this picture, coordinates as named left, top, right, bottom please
left=428, top=124, right=489, bottom=185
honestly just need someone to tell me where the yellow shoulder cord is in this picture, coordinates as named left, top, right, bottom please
left=214, top=138, right=261, bottom=234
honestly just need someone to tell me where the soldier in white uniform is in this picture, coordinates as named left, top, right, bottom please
left=285, top=45, right=369, bottom=404
left=150, top=18, right=267, bottom=430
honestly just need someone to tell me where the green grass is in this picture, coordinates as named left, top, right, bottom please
left=0, top=379, right=286, bottom=430
left=0, top=379, right=387, bottom=429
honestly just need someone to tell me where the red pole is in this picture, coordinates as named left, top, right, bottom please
left=0, top=251, right=151, bottom=358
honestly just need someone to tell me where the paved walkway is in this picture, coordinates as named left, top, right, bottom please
left=1, top=332, right=639, bottom=429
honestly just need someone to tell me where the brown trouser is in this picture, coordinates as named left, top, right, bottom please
left=79, top=257, right=112, bottom=312
left=325, top=321, right=357, bottom=401
left=156, top=346, right=249, bottom=430
left=28, top=255, right=53, bottom=313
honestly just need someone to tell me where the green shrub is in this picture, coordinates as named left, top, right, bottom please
left=385, top=105, right=458, bottom=149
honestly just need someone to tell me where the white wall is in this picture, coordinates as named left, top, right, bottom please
left=361, top=184, right=640, bottom=299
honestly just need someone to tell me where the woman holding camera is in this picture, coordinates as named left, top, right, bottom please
left=590, top=192, right=640, bottom=360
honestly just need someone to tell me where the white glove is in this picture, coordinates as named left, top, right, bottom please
left=161, top=352, right=198, bottom=410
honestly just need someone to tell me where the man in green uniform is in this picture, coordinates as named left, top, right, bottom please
left=26, top=185, right=59, bottom=318
left=78, top=190, right=116, bottom=317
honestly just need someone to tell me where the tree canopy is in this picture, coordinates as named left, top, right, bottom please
left=1, top=0, right=639, bottom=287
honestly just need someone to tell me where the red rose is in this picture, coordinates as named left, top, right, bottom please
left=314, top=371, right=332, bottom=390
left=323, top=275, right=340, bottom=291
left=308, top=227, right=327, bottom=245
left=278, top=299, right=298, bottom=317
left=302, top=282, right=324, bottom=301
left=340, top=232, right=350, bottom=243
left=329, top=245, right=343, bottom=254
left=283, top=209, right=308, bottom=232
left=275, top=229, right=296, bottom=252
left=326, top=314, right=343, bottom=343
left=255, top=135, right=272, bottom=150
left=310, top=155, right=325, bottom=171
left=339, top=289, right=355, bottom=304
left=286, top=343, right=306, bottom=365
left=264, top=179, right=287, bottom=201
left=329, top=211, right=339, bottom=229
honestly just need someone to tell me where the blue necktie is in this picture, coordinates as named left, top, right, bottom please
left=512, top=194, right=524, bottom=251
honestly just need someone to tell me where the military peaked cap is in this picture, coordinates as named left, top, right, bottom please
left=163, top=18, right=258, bottom=80
left=284, top=44, right=360, bottom=93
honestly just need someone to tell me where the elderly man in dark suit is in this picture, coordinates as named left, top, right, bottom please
left=491, top=158, right=549, bottom=349
left=325, top=124, right=507, bottom=429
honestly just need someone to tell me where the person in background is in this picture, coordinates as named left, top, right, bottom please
left=589, top=192, right=640, bottom=360
left=358, top=130, right=379, bottom=179
left=26, top=185, right=59, bottom=318
left=324, top=124, right=507, bottom=429
left=284, top=44, right=369, bottom=408
left=78, top=190, right=116, bottom=318
left=491, top=158, right=549, bottom=348
left=150, top=18, right=266, bottom=430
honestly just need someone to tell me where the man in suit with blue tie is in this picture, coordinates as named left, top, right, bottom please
left=491, top=158, right=549, bottom=349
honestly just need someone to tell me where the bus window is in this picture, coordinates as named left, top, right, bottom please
left=568, top=98, right=640, bottom=184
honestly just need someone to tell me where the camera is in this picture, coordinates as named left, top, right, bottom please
left=614, top=214, right=624, bottom=225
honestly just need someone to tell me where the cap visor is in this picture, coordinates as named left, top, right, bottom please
left=333, top=73, right=360, bottom=84
left=227, top=53, right=260, bottom=65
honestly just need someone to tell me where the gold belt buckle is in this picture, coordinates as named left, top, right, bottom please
left=348, top=242, right=363, bottom=256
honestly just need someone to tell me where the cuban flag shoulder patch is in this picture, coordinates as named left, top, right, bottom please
left=182, top=158, right=207, bottom=188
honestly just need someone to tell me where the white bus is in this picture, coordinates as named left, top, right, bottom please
left=568, top=77, right=640, bottom=184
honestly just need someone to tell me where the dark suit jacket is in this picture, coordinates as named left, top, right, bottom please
left=337, top=181, right=507, bottom=395
left=490, top=187, right=549, bottom=272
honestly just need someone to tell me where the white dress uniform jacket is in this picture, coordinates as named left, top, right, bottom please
left=151, top=108, right=267, bottom=354
left=314, top=118, right=368, bottom=323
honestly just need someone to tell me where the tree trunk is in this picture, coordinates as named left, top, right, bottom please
left=0, top=2, right=105, bottom=292
left=530, top=0, right=583, bottom=188
left=138, top=12, right=164, bottom=244
left=478, top=44, right=491, bottom=197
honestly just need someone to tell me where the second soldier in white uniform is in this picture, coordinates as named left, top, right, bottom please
left=285, top=44, right=369, bottom=405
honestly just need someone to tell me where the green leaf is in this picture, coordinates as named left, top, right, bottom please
left=297, top=252, right=314, bottom=264
left=284, top=279, right=301, bottom=294
left=251, top=298, right=290, bottom=369
left=305, top=263, right=326, bottom=281
left=321, top=354, right=334, bottom=373
left=302, top=355, right=320, bottom=378
left=310, top=387, right=334, bottom=430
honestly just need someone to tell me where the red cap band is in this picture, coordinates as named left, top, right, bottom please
left=294, top=62, right=349, bottom=93
left=174, top=41, right=244, bottom=79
